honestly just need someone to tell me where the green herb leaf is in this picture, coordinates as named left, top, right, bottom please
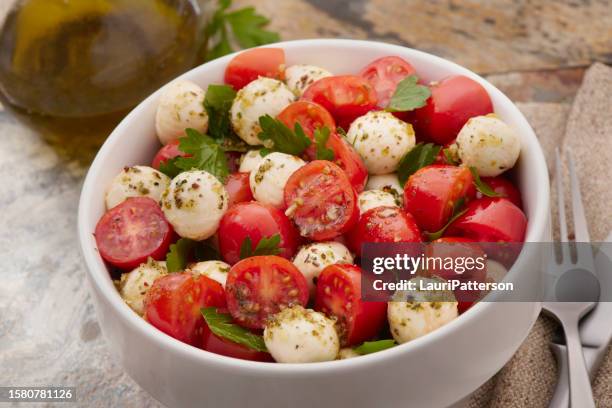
left=442, top=148, right=459, bottom=166
left=424, top=199, right=468, bottom=241
left=469, top=167, right=503, bottom=198
left=257, top=115, right=312, bottom=156
left=158, top=157, right=182, bottom=178
left=354, top=340, right=396, bottom=355
left=200, top=0, right=279, bottom=62
left=240, top=234, right=282, bottom=259
left=397, top=143, right=441, bottom=186
left=175, top=128, right=229, bottom=182
left=314, top=126, right=335, bottom=161
left=201, top=307, right=268, bottom=352
left=204, top=84, right=236, bottom=139
left=166, top=238, right=197, bottom=272
left=336, top=126, right=347, bottom=138
left=387, top=75, right=431, bottom=112
left=194, top=239, right=221, bottom=262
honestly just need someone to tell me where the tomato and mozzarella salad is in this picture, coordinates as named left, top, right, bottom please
left=94, top=48, right=527, bottom=363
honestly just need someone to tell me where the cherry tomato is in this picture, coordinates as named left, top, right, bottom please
left=346, top=206, right=421, bottom=256
left=302, top=75, right=378, bottom=130
left=218, top=201, right=300, bottom=265
left=144, top=273, right=226, bottom=345
left=477, top=177, right=522, bottom=209
left=423, top=237, right=487, bottom=313
left=403, top=165, right=474, bottom=233
left=284, top=160, right=359, bottom=241
left=151, top=140, right=187, bottom=170
left=412, top=75, right=493, bottom=145
left=359, top=56, right=416, bottom=107
left=327, top=132, right=368, bottom=192
left=224, top=172, right=253, bottom=207
left=94, top=197, right=174, bottom=270
left=201, top=323, right=273, bottom=362
left=224, top=48, right=285, bottom=90
left=447, top=198, right=527, bottom=242
left=315, top=264, right=387, bottom=346
left=226, top=256, right=309, bottom=329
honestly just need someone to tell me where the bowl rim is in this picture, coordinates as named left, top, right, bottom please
left=78, top=38, right=550, bottom=375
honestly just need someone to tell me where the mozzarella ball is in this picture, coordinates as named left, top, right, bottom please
left=155, top=80, right=208, bottom=145
left=231, top=78, right=295, bottom=145
left=105, top=165, right=170, bottom=209
left=292, top=242, right=354, bottom=292
left=337, top=348, right=360, bottom=360
left=264, top=306, right=339, bottom=363
left=239, top=149, right=264, bottom=173
left=119, top=259, right=167, bottom=315
left=285, top=64, right=333, bottom=96
left=456, top=115, right=521, bottom=177
left=347, top=111, right=415, bottom=175
left=357, top=190, right=398, bottom=214
left=188, top=260, right=230, bottom=287
left=388, top=278, right=458, bottom=344
left=250, top=152, right=305, bottom=208
left=161, top=170, right=228, bottom=240
left=366, top=174, right=403, bottom=205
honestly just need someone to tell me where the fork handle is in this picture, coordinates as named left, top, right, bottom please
left=562, top=319, right=596, bottom=408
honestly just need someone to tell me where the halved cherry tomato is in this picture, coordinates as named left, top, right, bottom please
left=412, top=75, right=493, bottom=145
left=315, top=264, right=387, bottom=346
left=302, top=75, right=378, bottom=130
left=151, top=139, right=188, bottom=170
left=226, top=256, right=309, bottom=329
left=284, top=160, right=359, bottom=241
left=359, top=56, right=416, bottom=108
left=446, top=198, right=527, bottom=242
left=423, top=237, right=487, bottom=313
left=346, top=206, right=421, bottom=256
left=224, top=172, right=253, bottom=207
left=94, top=197, right=174, bottom=270
left=201, top=323, right=273, bottom=362
left=403, top=164, right=474, bottom=233
left=144, top=273, right=226, bottom=345
left=224, top=48, right=285, bottom=90
left=218, top=201, right=300, bottom=265
left=327, top=132, right=368, bottom=192
left=477, top=177, right=522, bottom=209
left=277, top=100, right=336, bottom=160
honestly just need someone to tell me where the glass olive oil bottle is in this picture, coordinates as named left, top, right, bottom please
left=0, top=0, right=204, bottom=160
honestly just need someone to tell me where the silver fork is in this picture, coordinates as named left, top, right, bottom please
left=542, top=148, right=600, bottom=408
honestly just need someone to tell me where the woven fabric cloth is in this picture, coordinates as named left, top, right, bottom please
left=469, top=63, right=612, bottom=408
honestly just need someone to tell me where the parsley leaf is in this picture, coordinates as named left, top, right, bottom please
left=387, top=75, right=431, bottom=112
left=397, top=143, right=441, bottom=186
left=257, top=115, right=312, bottom=156
left=240, top=234, right=282, bottom=259
left=200, top=0, right=279, bottom=62
left=203, top=84, right=248, bottom=152
left=469, top=167, right=503, bottom=198
left=166, top=238, right=197, bottom=272
left=175, top=128, right=229, bottom=182
left=424, top=198, right=468, bottom=241
left=158, top=157, right=182, bottom=178
left=314, top=126, right=335, bottom=161
left=354, top=340, right=396, bottom=355
left=201, top=307, right=268, bottom=352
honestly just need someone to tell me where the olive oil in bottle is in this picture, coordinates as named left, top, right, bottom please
left=0, top=0, right=204, bottom=161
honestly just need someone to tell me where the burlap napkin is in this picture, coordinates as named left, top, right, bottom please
left=469, top=63, right=612, bottom=408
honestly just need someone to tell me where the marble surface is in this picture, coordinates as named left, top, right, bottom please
left=1, top=1, right=611, bottom=407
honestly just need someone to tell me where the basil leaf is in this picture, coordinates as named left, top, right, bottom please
left=397, top=143, right=441, bottom=186
left=175, top=128, right=229, bottom=182
left=469, top=167, right=503, bottom=198
left=314, top=126, right=335, bottom=161
left=387, top=75, right=431, bottom=112
left=201, top=307, right=268, bottom=352
left=424, top=199, right=468, bottom=241
left=257, top=115, right=312, bottom=156
left=166, top=238, right=197, bottom=273
left=240, top=234, right=282, bottom=259
left=442, top=148, right=459, bottom=166
left=354, top=340, right=396, bottom=355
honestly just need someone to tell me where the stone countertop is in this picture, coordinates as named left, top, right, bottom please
left=1, top=1, right=611, bottom=407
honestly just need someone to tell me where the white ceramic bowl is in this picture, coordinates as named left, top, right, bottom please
left=78, top=39, right=550, bottom=408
